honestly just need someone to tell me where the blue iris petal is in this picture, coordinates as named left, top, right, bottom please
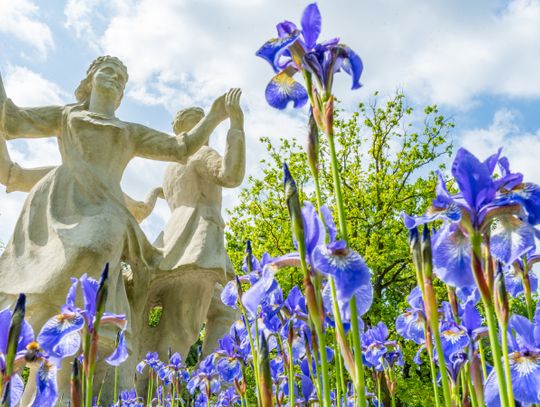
left=312, top=241, right=371, bottom=303
left=80, top=273, right=99, bottom=321
left=256, top=32, right=301, bottom=73
left=490, top=215, right=535, bottom=265
left=396, top=311, right=425, bottom=345
left=300, top=3, right=321, bottom=50
left=9, top=374, right=24, bottom=406
left=265, top=71, right=308, bottom=110
left=31, top=361, right=58, bottom=407
left=216, top=357, right=242, bottom=382
left=105, top=330, right=128, bottom=366
left=451, top=148, right=496, bottom=216
left=432, top=223, right=475, bottom=288
left=338, top=45, right=363, bottom=89
left=221, top=280, right=239, bottom=308
left=37, top=313, right=84, bottom=357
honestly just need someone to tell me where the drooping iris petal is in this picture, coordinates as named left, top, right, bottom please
left=490, top=215, right=535, bottom=265
left=242, top=268, right=278, bottom=317
left=396, top=310, right=425, bottom=345
left=451, top=148, right=496, bottom=215
left=10, top=374, right=24, bottom=406
left=105, top=330, right=128, bottom=366
left=439, top=322, right=470, bottom=357
left=336, top=282, right=373, bottom=330
left=31, top=361, right=58, bottom=407
left=300, top=3, right=321, bottom=49
left=337, top=44, right=363, bottom=89
left=265, top=70, right=308, bottom=109
left=221, top=280, right=239, bottom=307
left=37, top=313, right=84, bottom=357
left=312, top=240, right=371, bottom=303
left=216, top=357, right=242, bottom=382
left=432, top=224, right=475, bottom=288
left=486, top=351, right=540, bottom=405
left=256, top=32, right=301, bottom=72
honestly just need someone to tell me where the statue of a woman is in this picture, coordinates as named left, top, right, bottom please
left=0, top=56, right=230, bottom=401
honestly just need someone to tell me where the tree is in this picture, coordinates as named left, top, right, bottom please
left=227, top=92, right=453, bottom=323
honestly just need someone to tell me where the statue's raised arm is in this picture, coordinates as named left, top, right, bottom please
left=0, top=72, right=6, bottom=102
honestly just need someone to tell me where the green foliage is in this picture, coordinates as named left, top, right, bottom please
left=226, top=92, right=454, bottom=402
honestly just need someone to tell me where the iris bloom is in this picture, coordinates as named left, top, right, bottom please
left=395, top=287, right=426, bottom=345
left=484, top=307, right=540, bottom=405
left=187, top=355, right=221, bottom=397
left=37, top=273, right=128, bottom=366
left=256, top=3, right=362, bottom=109
left=361, top=322, right=403, bottom=371
left=403, top=148, right=539, bottom=289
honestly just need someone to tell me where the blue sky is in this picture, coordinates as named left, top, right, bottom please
left=1, top=0, right=540, bottom=243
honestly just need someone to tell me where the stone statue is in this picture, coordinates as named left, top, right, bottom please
left=0, top=135, right=163, bottom=223
left=0, top=56, right=232, bottom=403
left=140, top=89, right=245, bottom=361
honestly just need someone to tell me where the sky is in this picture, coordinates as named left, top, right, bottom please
left=1, top=0, right=540, bottom=244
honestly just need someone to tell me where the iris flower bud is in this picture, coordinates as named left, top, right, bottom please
left=306, top=110, right=320, bottom=177
left=95, top=263, right=110, bottom=323
left=70, top=358, right=82, bottom=407
left=259, top=334, right=273, bottom=407
left=5, top=293, right=26, bottom=378
left=494, top=263, right=509, bottom=325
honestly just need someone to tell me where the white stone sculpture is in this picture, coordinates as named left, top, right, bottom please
left=141, top=90, right=244, bottom=361
left=0, top=56, right=232, bottom=403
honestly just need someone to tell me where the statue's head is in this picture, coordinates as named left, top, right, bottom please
left=172, top=107, right=205, bottom=135
left=75, top=56, right=128, bottom=110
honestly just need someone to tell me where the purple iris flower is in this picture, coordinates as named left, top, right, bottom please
left=156, top=352, right=189, bottom=386
left=484, top=307, right=540, bottom=405
left=136, top=352, right=163, bottom=375
left=216, top=387, right=240, bottom=406
left=256, top=3, right=362, bottom=109
left=362, top=322, right=402, bottom=371
left=37, top=273, right=127, bottom=367
left=404, top=148, right=539, bottom=290
left=395, top=287, right=426, bottom=345
left=187, top=355, right=221, bottom=397
left=115, top=389, right=144, bottom=407
left=214, top=335, right=243, bottom=383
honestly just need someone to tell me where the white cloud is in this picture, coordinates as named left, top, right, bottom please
left=0, top=0, right=54, bottom=57
left=4, top=65, right=67, bottom=106
left=460, top=108, right=540, bottom=184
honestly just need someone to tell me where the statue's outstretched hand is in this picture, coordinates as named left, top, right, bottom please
left=209, top=93, right=228, bottom=122
left=225, top=88, right=243, bottom=130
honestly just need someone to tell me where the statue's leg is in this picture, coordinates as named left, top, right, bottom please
left=157, top=269, right=216, bottom=361
left=201, top=283, right=239, bottom=358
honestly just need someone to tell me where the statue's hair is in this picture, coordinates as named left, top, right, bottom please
left=75, top=56, right=129, bottom=105
left=172, top=107, right=205, bottom=135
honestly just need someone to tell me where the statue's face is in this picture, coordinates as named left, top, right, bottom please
left=91, top=61, right=127, bottom=104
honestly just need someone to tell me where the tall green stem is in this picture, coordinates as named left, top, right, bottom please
left=469, top=231, right=510, bottom=407
left=500, top=321, right=515, bottom=406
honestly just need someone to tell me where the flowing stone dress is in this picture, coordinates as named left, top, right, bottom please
left=0, top=99, right=190, bottom=358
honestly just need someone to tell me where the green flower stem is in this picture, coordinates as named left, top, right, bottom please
left=349, top=299, right=367, bottom=406
left=422, top=274, right=452, bottom=407
left=522, top=257, right=534, bottom=321
left=377, top=373, right=382, bottom=407
left=334, top=335, right=345, bottom=405
left=325, top=126, right=348, bottom=242
left=305, top=335, right=322, bottom=402
left=312, top=317, right=332, bottom=407
left=146, top=371, right=154, bottom=407
left=287, top=340, right=296, bottom=407
left=478, top=340, right=488, bottom=381
left=469, top=231, right=510, bottom=407
left=425, top=331, right=441, bottom=407
left=500, top=320, right=515, bottom=406
left=325, top=117, right=368, bottom=406
left=465, top=363, right=479, bottom=407
left=239, top=307, right=261, bottom=404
